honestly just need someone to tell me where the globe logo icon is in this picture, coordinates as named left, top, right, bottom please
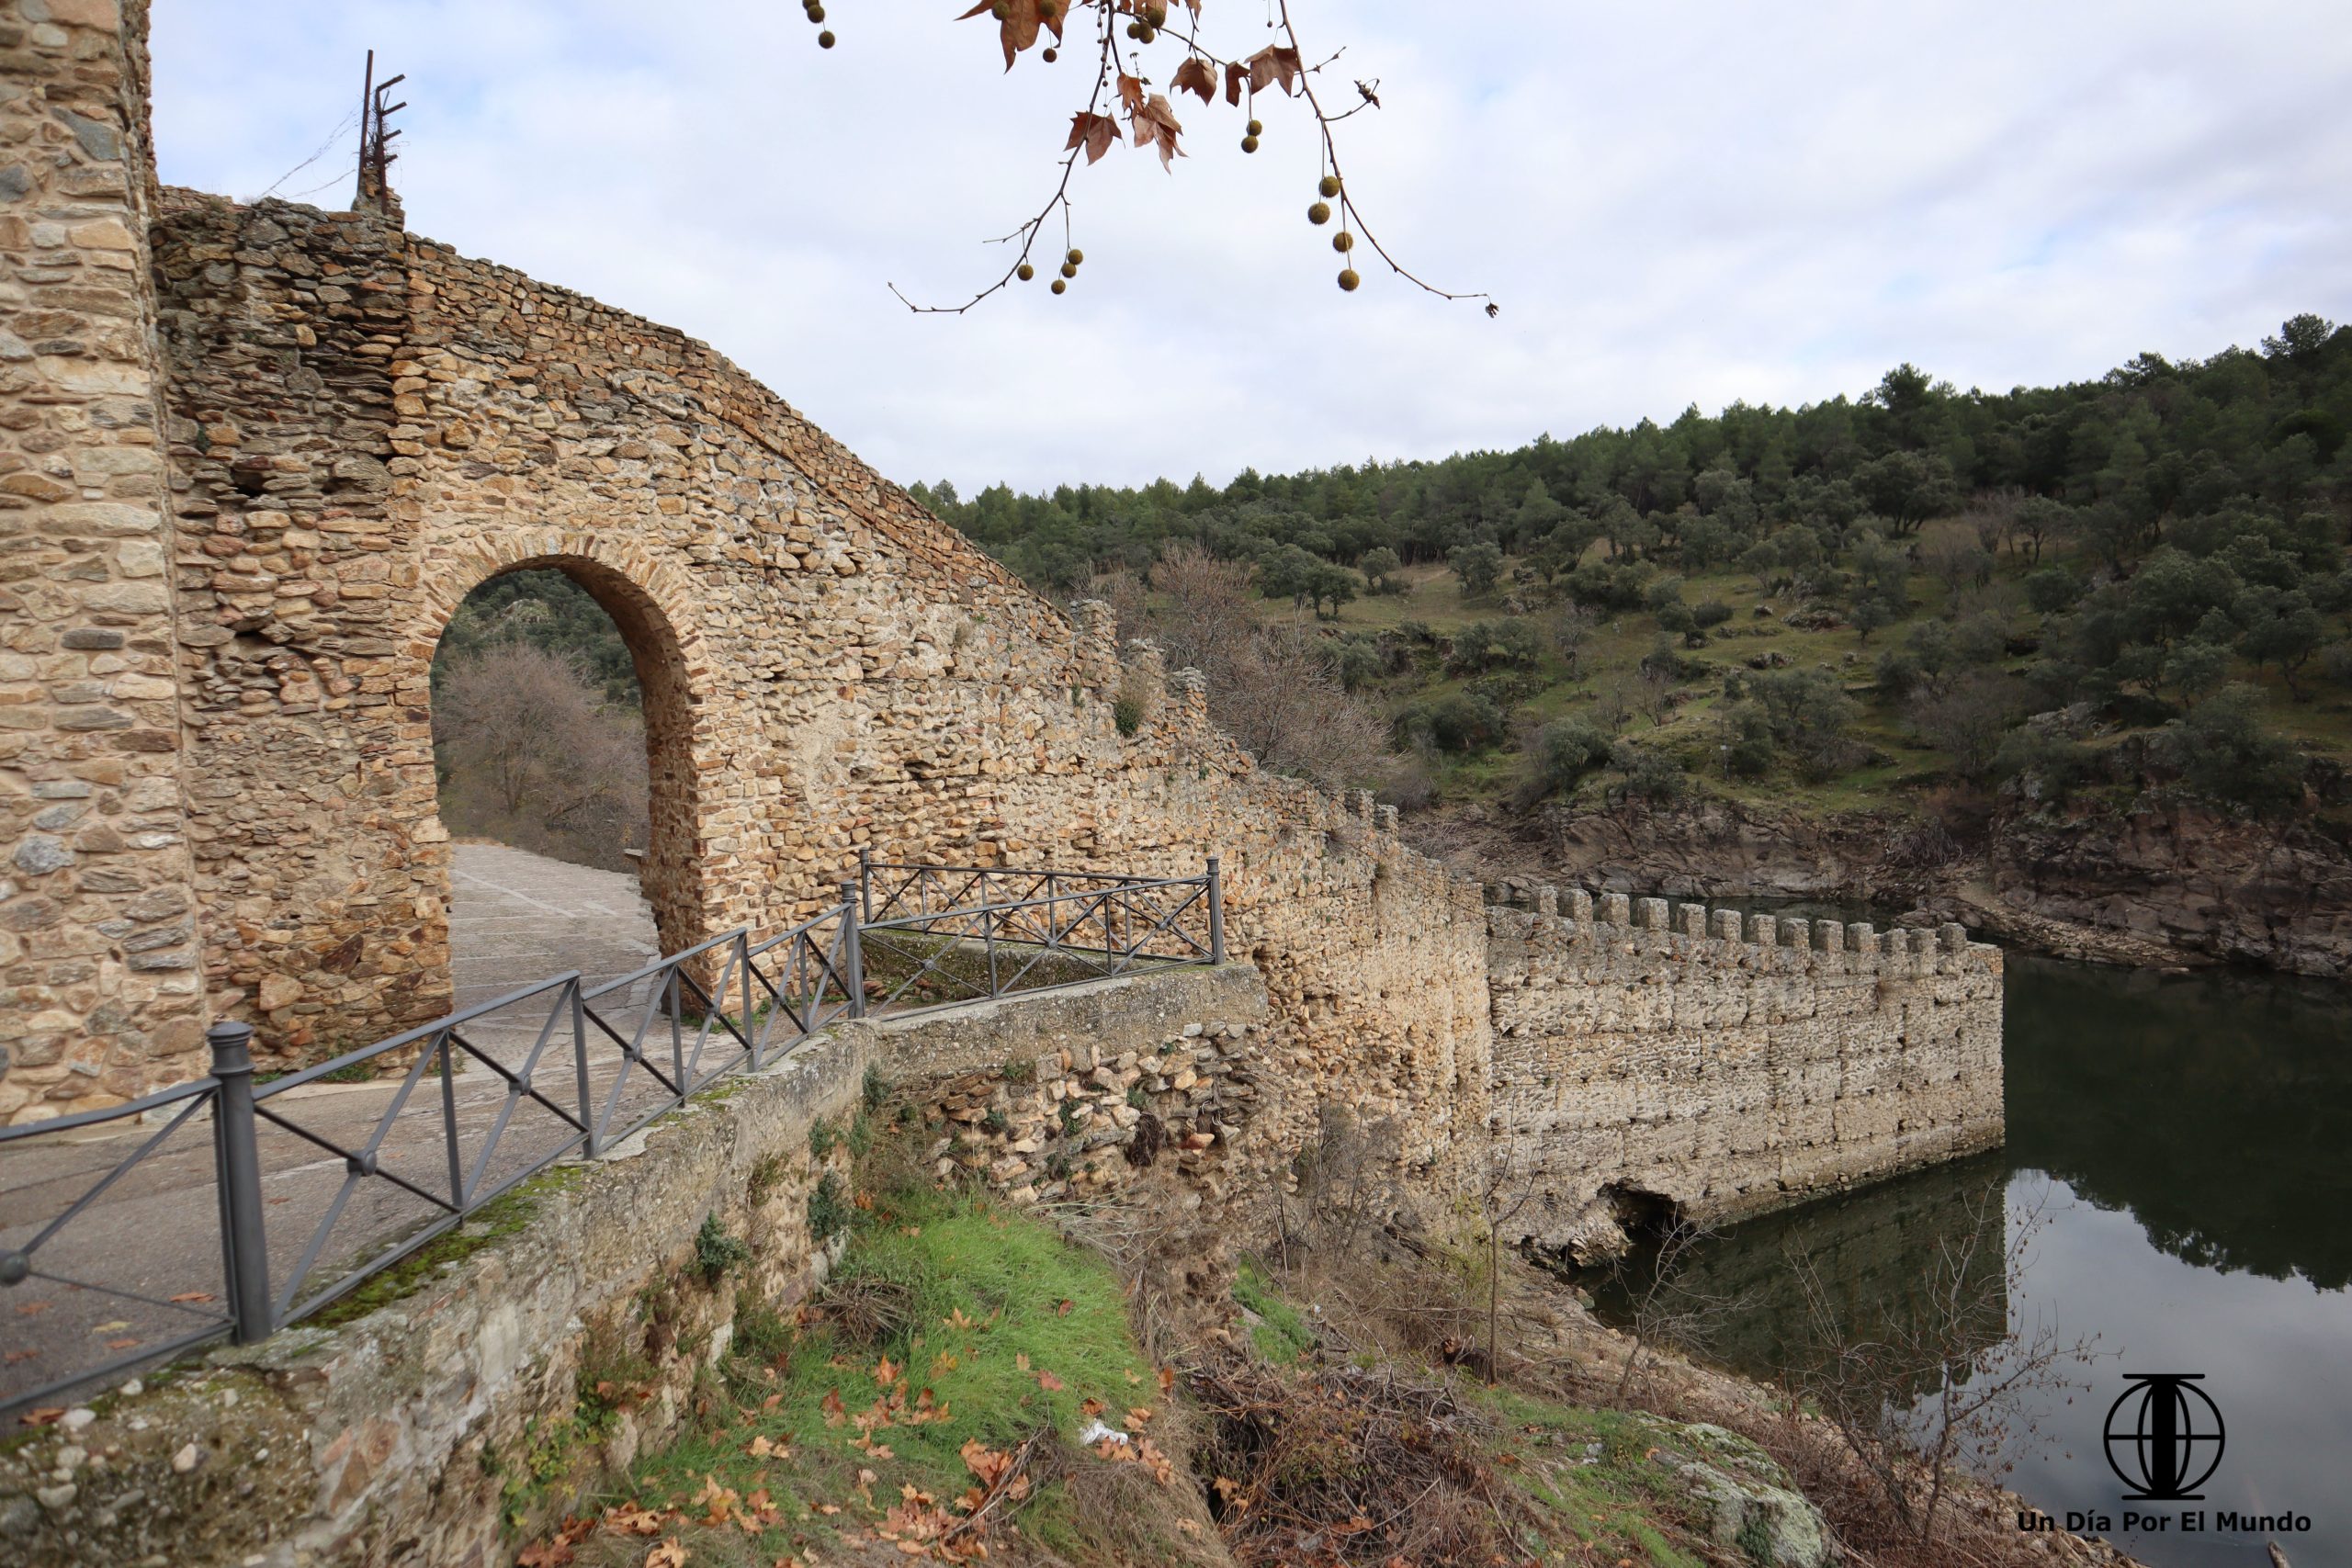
left=2104, top=1373, right=2225, bottom=1501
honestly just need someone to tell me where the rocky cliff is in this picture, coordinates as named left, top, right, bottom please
left=1422, top=796, right=2352, bottom=979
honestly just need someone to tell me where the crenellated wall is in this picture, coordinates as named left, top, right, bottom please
left=1486, top=886, right=2005, bottom=1252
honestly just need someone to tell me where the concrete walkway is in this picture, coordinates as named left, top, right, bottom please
left=0, top=845, right=673, bottom=1414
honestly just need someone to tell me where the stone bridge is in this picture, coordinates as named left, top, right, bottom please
left=0, top=2, right=1999, bottom=1232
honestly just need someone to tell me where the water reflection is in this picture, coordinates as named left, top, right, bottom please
left=1588, top=1153, right=2013, bottom=1394
left=2006, top=958, right=2352, bottom=1290
left=1584, top=954, right=2352, bottom=1568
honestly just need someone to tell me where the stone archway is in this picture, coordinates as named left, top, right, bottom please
left=417, top=538, right=720, bottom=971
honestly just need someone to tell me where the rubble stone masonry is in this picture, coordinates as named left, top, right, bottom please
left=0, top=0, right=208, bottom=1112
left=1487, top=891, right=2004, bottom=1248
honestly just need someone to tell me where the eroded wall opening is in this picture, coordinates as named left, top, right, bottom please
left=426, top=560, right=709, bottom=1007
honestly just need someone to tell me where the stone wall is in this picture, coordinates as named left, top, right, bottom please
left=0, top=964, right=1271, bottom=1568
left=0, top=0, right=209, bottom=1122
left=75, top=186, right=1493, bottom=1192
left=1486, top=888, right=2004, bottom=1253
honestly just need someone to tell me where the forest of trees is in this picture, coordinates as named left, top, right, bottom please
left=916, top=314, right=2352, bottom=820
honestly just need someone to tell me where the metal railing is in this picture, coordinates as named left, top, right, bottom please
left=0, top=858, right=1222, bottom=1416
left=857, top=852, right=1224, bottom=1014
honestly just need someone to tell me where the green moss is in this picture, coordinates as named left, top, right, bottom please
left=303, top=1166, right=583, bottom=1329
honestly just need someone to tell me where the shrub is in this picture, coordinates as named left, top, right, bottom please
left=695, top=1213, right=751, bottom=1283
left=1526, top=719, right=1612, bottom=798
left=1608, top=742, right=1689, bottom=805
left=2152, top=683, right=2305, bottom=816
left=807, top=1171, right=853, bottom=1241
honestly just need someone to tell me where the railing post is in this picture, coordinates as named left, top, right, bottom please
left=741, top=932, right=762, bottom=1071
left=1206, top=855, right=1226, bottom=965
left=841, top=884, right=867, bottom=1020
left=572, top=980, right=601, bottom=1159
left=207, top=1021, right=274, bottom=1345
left=857, top=847, right=872, bottom=924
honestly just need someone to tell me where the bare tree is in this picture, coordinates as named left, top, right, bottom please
left=433, top=645, right=650, bottom=871
left=1637, top=662, right=1676, bottom=728
left=1789, top=1187, right=2101, bottom=1549
left=1545, top=601, right=1596, bottom=679
left=1910, top=672, right=2025, bottom=783
left=1921, top=535, right=1995, bottom=616
left=1608, top=1216, right=1739, bottom=1401
left=1118, top=543, right=1388, bottom=790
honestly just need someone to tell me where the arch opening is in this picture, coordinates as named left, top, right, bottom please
left=426, top=558, right=711, bottom=1010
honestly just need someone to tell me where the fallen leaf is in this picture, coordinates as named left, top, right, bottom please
left=169, top=1292, right=218, bottom=1304
left=1035, top=1371, right=1064, bottom=1393
left=13, top=1302, right=49, bottom=1317
left=1015, top=1353, right=1030, bottom=1373
left=106, top=1337, right=140, bottom=1350
left=91, top=1320, right=129, bottom=1335
left=1, top=1350, right=31, bottom=1365
left=1126, top=1406, right=1153, bottom=1427
left=1157, top=1367, right=1174, bottom=1393
left=1056, top=1299, right=1073, bottom=1316
left=604, top=1504, right=666, bottom=1537
left=19, top=1407, right=66, bottom=1427
left=645, top=1540, right=690, bottom=1568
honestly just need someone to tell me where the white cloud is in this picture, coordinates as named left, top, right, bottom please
left=148, top=0, right=2352, bottom=492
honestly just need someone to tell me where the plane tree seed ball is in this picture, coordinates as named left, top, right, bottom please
left=1051, top=278, right=1068, bottom=295
left=818, top=28, right=835, bottom=46
left=1318, top=175, right=1341, bottom=198
left=1338, top=268, right=1361, bottom=291
left=1241, top=134, right=1260, bottom=153
left=1017, top=263, right=1035, bottom=282
left=1067, top=248, right=1084, bottom=265
left=1247, top=118, right=1264, bottom=136
left=1307, top=201, right=1331, bottom=224
left=1332, top=231, right=1354, bottom=253
left=1060, top=262, right=1077, bottom=279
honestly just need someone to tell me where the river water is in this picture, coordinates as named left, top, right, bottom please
left=1588, top=953, right=2352, bottom=1567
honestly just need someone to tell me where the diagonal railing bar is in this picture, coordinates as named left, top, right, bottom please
left=4, top=863, right=1220, bottom=1415
left=11, top=1087, right=214, bottom=1260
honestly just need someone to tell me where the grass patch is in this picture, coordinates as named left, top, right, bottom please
left=561, top=1185, right=1174, bottom=1567
left=1232, top=1259, right=1316, bottom=1364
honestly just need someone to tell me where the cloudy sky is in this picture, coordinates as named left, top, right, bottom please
left=149, top=1, right=2352, bottom=494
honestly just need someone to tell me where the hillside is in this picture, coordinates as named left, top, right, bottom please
left=915, top=315, right=2352, bottom=874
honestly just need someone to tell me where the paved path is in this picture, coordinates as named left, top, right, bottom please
left=0, top=845, right=672, bottom=1414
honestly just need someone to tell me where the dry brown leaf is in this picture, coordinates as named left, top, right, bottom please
left=1171, top=55, right=1217, bottom=105
left=1065, top=111, right=1118, bottom=165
